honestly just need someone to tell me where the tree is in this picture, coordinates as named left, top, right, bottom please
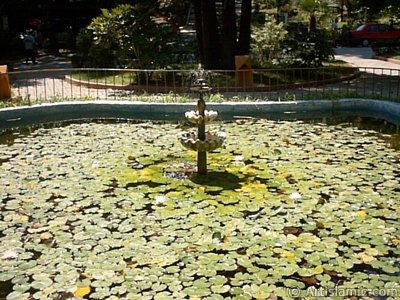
left=193, top=0, right=205, bottom=64
left=290, top=0, right=331, bottom=32
left=333, top=0, right=400, bottom=21
left=197, top=0, right=221, bottom=69
left=158, top=0, right=191, bottom=27
left=221, top=0, right=237, bottom=69
left=79, top=4, right=172, bottom=68
left=193, top=0, right=253, bottom=69
left=237, top=0, right=253, bottom=55
left=337, top=0, right=354, bottom=21
left=299, top=0, right=318, bottom=32
left=358, top=0, right=388, bottom=16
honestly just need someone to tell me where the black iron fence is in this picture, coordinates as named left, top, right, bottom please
left=2, top=66, right=400, bottom=106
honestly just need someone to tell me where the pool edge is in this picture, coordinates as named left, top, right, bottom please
left=0, top=99, right=399, bottom=129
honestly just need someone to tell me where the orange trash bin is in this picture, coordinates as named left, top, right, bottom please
left=235, top=55, right=253, bottom=87
left=0, top=65, right=11, bottom=100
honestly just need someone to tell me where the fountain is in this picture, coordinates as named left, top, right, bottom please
left=177, top=65, right=225, bottom=175
left=0, top=69, right=399, bottom=298
left=0, top=115, right=399, bottom=299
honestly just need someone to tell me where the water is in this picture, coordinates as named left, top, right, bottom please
left=0, top=118, right=399, bottom=299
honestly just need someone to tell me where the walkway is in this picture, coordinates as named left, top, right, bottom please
left=334, top=47, right=400, bottom=73
left=13, top=53, right=73, bottom=71
left=11, top=53, right=111, bottom=101
left=331, top=47, right=400, bottom=100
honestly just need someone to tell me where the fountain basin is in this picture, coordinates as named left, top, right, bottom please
left=177, top=130, right=225, bottom=152
left=0, top=118, right=399, bottom=299
left=1, top=99, right=400, bottom=129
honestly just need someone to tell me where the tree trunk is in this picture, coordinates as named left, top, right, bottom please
left=309, top=13, right=316, bottom=33
left=193, top=0, right=204, bottom=64
left=345, top=0, right=352, bottom=19
left=200, top=0, right=220, bottom=69
left=237, top=0, right=252, bottom=55
left=220, top=0, right=237, bottom=69
left=340, top=2, right=344, bottom=22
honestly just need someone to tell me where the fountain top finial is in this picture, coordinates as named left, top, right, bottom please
left=190, top=64, right=212, bottom=93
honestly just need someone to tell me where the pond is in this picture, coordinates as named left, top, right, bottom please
left=0, top=118, right=399, bottom=299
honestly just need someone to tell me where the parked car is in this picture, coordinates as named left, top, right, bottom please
left=349, top=23, right=400, bottom=47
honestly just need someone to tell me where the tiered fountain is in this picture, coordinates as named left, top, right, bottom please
left=178, top=65, right=225, bottom=175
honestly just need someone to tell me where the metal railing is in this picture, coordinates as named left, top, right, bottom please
left=3, top=66, right=400, bottom=106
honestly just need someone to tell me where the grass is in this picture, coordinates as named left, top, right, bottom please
left=2, top=89, right=399, bottom=110
left=70, top=70, right=137, bottom=86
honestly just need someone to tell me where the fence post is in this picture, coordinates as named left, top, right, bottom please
left=0, top=65, right=11, bottom=100
left=235, top=55, right=253, bottom=88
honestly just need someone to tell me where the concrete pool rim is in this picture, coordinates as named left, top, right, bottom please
left=0, top=98, right=399, bottom=129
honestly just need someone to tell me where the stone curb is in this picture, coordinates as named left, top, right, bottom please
left=1, top=99, right=399, bottom=129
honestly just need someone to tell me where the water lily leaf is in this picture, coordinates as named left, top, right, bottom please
left=1, top=119, right=400, bottom=298
left=183, top=286, right=210, bottom=297
left=209, top=276, right=228, bottom=286
left=283, top=279, right=305, bottom=289
left=5, top=291, right=30, bottom=300
left=313, top=265, right=324, bottom=274
left=31, top=276, right=53, bottom=290
left=211, top=285, right=230, bottom=294
left=152, top=282, right=167, bottom=292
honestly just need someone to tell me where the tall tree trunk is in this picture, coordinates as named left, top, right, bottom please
left=0, top=0, right=11, bottom=15
left=200, top=0, right=220, bottom=69
left=340, top=1, right=344, bottom=22
left=193, top=0, right=204, bottom=64
left=309, top=13, right=316, bottom=33
left=237, top=0, right=252, bottom=55
left=345, top=0, right=352, bottom=19
left=220, top=0, right=237, bottom=69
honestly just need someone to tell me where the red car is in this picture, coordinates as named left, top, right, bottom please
left=349, top=23, right=400, bottom=47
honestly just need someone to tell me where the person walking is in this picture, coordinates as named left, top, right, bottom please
left=23, top=30, right=37, bottom=64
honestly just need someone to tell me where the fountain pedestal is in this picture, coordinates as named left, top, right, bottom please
left=197, top=96, right=207, bottom=174
left=177, top=66, right=225, bottom=175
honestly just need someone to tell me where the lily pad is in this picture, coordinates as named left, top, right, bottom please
left=0, top=118, right=399, bottom=299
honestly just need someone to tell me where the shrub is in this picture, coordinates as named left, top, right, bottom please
left=251, top=18, right=288, bottom=67
left=75, top=28, right=116, bottom=67
left=371, top=40, right=400, bottom=55
left=75, top=4, right=173, bottom=68
left=251, top=21, right=335, bottom=68
left=42, top=35, right=60, bottom=54
left=279, top=25, right=335, bottom=67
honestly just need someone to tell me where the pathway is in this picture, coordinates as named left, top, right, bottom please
left=11, top=53, right=111, bottom=101
left=334, top=46, right=400, bottom=73
left=332, top=47, right=400, bottom=100
left=13, top=53, right=73, bottom=71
